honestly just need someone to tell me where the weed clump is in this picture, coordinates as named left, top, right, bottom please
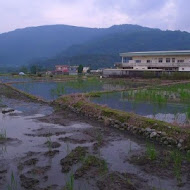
left=60, top=146, right=87, bottom=173
left=74, top=155, right=108, bottom=178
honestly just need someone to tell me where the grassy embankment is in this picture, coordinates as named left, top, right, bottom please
left=55, top=93, right=190, bottom=150
left=0, top=83, right=48, bottom=103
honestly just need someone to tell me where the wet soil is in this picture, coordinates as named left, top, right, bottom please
left=1, top=84, right=190, bottom=190
left=97, top=172, right=149, bottom=190
left=128, top=150, right=190, bottom=182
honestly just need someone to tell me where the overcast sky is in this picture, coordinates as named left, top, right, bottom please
left=0, top=0, right=189, bottom=33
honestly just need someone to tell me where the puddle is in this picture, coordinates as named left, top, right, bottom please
left=0, top=98, right=99, bottom=189
left=100, top=139, right=189, bottom=190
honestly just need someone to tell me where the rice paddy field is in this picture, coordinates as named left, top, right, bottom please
left=91, top=83, right=190, bottom=126
left=11, top=77, right=148, bottom=100
left=1, top=75, right=190, bottom=190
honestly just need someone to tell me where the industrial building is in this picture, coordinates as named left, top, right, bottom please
left=103, top=50, right=190, bottom=77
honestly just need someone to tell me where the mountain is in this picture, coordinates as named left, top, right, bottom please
left=0, top=25, right=101, bottom=67
left=62, top=30, right=190, bottom=56
left=36, top=29, right=190, bottom=69
left=0, top=24, right=156, bottom=67
left=1, top=24, right=190, bottom=69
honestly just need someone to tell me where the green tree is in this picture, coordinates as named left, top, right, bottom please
left=20, top=66, right=28, bottom=73
left=78, top=64, right=83, bottom=74
left=30, top=65, right=38, bottom=74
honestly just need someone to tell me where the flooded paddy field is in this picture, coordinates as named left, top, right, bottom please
left=11, top=78, right=148, bottom=100
left=0, top=75, right=32, bottom=83
left=91, top=82, right=190, bottom=126
left=1, top=84, right=190, bottom=189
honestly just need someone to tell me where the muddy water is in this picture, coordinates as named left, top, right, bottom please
left=0, top=98, right=190, bottom=189
left=91, top=91, right=190, bottom=125
left=0, top=100, right=95, bottom=189
left=99, top=139, right=183, bottom=190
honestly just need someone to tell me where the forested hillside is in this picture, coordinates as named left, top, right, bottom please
left=1, top=24, right=190, bottom=70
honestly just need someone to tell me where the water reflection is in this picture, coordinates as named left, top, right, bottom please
left=91, top=91, right=190, bottom=125
left=12, top=80, right=147, bottom=100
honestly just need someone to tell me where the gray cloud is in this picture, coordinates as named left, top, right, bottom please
left=0, top=0, right=189, bottom=33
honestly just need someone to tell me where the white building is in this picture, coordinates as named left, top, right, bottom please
left=83, top=67, right=90, bottom=73
left=116, top=50, right=190, bottom=71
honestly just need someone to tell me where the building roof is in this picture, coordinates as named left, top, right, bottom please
left=55, top=65, right=69, bottom=67
left=104, top=68, right=163, bottom=71
left=120, top=50, right=190, bottom=57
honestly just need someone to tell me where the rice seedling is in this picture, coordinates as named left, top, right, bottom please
left=7, top=172, right=17, bottom=190
left=162, top=151, right=170, bottom=167
left=51, top=83, right=65, bottom=97
left=65, top=173, right=74, bottom=190
left=185, top=106, right=190, bottom=121
left=46, top=135, right=52, bottom=150
left=1, top=144, right=7, bottom=155
left=170, top=150, right=182, bottom=183
left=0, top=129, right=7, bottom=140
left=146, top=143, right=157, bottom=161
left=128, top=140, right=132, bottom=153
left=101, top=160, right=108, bottom=174
left=96, top=132, right=103, bottom=146
left=186, top=151, right=190, bottom=162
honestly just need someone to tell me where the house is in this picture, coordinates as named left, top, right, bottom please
left=69, top=66, right=78, bottom=75
left=46, top=71, right=52, bottom=75
left=116, top=50, right=190, bottom=71
left=83, top=67, right=90, bottom=73
left=55, top=65, right=69, bottom=74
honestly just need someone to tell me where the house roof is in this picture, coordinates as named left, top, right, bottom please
left=120, top=50, right=190, bottom=57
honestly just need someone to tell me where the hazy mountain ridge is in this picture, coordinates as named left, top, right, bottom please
left=0, top=24, right=190, bottom=69
left=62, top=30, right=190, bottom=56
left=0, top=24, right=157, bottom=67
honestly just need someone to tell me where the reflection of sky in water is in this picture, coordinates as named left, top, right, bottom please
left=91, top=92, right=190, bottom=124
left=12, top=81, right=146, bottom=100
